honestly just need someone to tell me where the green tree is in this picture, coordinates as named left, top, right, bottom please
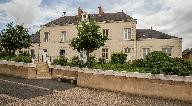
left=70, top=20, right=108, bottom=58
left=0, top=23, right=32, bottom=55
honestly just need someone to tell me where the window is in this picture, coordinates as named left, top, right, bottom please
left=162, top=48, right=172, bottom=56
left=60, top=49, right=65, bottom=57
left=142, top=48, right=150, bottom=58
left=44, top=32, right=49, bottom=42
left=102, top=48, right=109, bottom=59
left=124, top=28, right=131, bottom=40
left=124, top=48, right=131, bottom=53
left=61, top=31, right=67, bottom=42
left=103, top=29, right=109, bottom=37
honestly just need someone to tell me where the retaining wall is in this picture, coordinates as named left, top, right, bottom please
left=0, top=60, right=37, bottom=79
left=51, top=65, right=192, bottom=102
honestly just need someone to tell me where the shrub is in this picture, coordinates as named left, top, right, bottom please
left=86, top=55, right=97, bottom=68
left=14, top=55, right=32, bottom=63
left=70, top=56, right=84, bottom=67
left=51, top=57, right=68, bottom=66
left=111, top=53, right=127, bottom=64
left=98, top=57, right=106, bottom=64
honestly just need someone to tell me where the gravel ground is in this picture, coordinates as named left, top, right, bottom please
left=0, top=75, right=191, bottom=106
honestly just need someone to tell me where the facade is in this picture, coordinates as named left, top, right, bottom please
left=29, top=7, right=182, bottom=63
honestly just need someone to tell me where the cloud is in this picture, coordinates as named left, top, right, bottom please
left=0, top=0, right=191, bottom=50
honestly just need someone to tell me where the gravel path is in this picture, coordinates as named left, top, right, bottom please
left=0, top=75, right=191, bottom=106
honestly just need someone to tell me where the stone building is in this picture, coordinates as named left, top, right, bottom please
left=182, top=48, right=192, bottom=60
left=29, top=7, right=182, bottom=62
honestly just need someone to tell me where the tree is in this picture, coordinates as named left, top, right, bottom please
left=70, top=20, right=108, bottom=59
left=0, top=23, right=32, bottom=55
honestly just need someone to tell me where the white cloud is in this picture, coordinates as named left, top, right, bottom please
left=0, top=0, right=191, bottom=50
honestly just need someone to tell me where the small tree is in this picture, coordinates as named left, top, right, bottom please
left=70, top=20, right=108, bottom=59
left=0, top=23, right=32, bottom=55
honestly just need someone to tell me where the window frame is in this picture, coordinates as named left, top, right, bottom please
left=142, top=48, right=150, bottom=59
left=61, top=31, right=67, bottom=42
left=44, top=32, right=49, bottom=42
left=60, top=49, right=65, bottom=57
left=102, top=48, right=109, bottom=59
left=102, top=29, right=109, bottom=37
left=124, top=28, right=131, bottom=40
left=162, top=48, right=172, bottom=56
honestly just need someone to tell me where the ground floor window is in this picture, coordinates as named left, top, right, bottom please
left=142, top=48, right=150, bottom=58
left=60, top=49, right=65, bottom=57
left=102, top=48, right=109, bottom=59
left=162, top=48, right=172, bottom=56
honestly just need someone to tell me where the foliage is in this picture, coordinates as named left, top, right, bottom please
left=86, top=55, right=97, bottom=68
left=51, top=57, right=68, bottom=66
left=70, top=56, right=84, bottom=68
left=111, top=53, right=127, bottom=64
left=0, top=23, right=32, bottom=55
left=70, top=20, right=108, bottom=58
left=14, top=55, right=32, bottom=63
left=98, top=57, right=107, bottom=64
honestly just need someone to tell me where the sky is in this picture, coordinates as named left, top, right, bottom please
left=0, top=0, right=192, bottom=50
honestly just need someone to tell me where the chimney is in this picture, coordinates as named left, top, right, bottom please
left=98, top=6, right=104, bottom=16
left=78, top=7, right=83, bottom=17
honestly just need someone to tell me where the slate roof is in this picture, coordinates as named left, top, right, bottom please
left=31, top=31, right=40, bottom=43
left=44, top=12, right=133, bottom=26
left=136, top=29, right=179, bottom=39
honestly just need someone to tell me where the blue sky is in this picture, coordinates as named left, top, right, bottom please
left=0, top=0, right=192, bottom=49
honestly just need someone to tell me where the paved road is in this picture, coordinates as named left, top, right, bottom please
left=0, top=75, right=76, bottom=105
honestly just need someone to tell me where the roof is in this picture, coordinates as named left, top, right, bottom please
left=31, top=31, right=40, bottom=43
left=44, top=12, right=133, bottom=27
left=136, top=29, right=179, bottom=39
left=182, top=48, right=192, bottom=56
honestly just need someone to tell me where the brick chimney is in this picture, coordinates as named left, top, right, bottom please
left=78, top=7, right=83, bottom=17
left=98, top=6, right=104, bottom=16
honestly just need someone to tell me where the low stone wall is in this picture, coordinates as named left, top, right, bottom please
left=50, top=65, right=79, bottom=79
left=0, top=60, right=37, bottom=79
left=51, top=66, right=192, bottom=102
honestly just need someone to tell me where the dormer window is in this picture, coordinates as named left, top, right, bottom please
left=124, top=28, right=131, bottom=40
left=44, top=32, right=49, bottom=42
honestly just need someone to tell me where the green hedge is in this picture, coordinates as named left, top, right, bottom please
left=51, top=57, right=68, bottom=66
left=111, top=53, right=127, bottom=64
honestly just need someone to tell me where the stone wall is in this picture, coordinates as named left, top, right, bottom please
left=51, top=66, right=192, bottom=102
left=0, top=60, right=37, bottom=79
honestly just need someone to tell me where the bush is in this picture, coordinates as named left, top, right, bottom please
left=98, top=57, right=106, bottom=64
left=86, top=55, right=97, bottom=68
left=51, top=57, right=68, bottom=66
left=70, top=56, right=84, bottom=67
left=14, top=55, right=32, bottom=63
left=111, top=53, right=127, bottom=64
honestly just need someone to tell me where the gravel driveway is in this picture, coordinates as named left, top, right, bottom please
left=0, top=75, right=191, bottom=106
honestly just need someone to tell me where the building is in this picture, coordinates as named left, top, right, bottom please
left=182, top=48, right=192, bottom=60
left=29, top=7, right=182, bottom=63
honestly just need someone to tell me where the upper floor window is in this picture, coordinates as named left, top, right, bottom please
left=103, top=29, right=109, bottom=37
left=61, top=31, right=67, bottom=42
left=44, top=32, right=49, bottom=42
left=60, top=49, right=65, bottom=57
left=124, top=28, right=131, bottom=40
left=102, top=48, right=109, bottom=59
left=162, top=48, right=172, bottom=56
left=142, top=48, right=150, bottom=59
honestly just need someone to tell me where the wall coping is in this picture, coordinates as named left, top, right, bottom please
left=0, top=60, right=36, bottom=68
left=50, top=65, right=192, bottom=83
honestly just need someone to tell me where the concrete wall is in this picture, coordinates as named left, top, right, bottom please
left=0, top=60, right=37, bottom=79
left=51, top=66, right=192, bottom=102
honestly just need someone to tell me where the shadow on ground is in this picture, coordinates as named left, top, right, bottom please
left=0, top=75, right=76, bottom=99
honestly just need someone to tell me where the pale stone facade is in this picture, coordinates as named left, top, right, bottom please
left=28, top=8, right=182, bottom=62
